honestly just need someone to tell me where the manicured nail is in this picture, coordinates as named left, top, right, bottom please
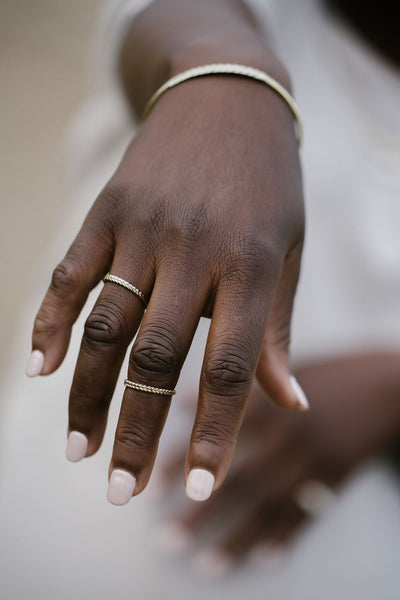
left=192, top=549, right=232, bottom=579
left=151, top=521, right=192, bottom=555
left=26, top=350, right=44, bottom=377
left=107, top=469, right=136, bottom=506
left=186, top=468, right=215, bottom=501
left=66, top=431, right=88, bottom=462
left=290, top=375, right=310, bottom=410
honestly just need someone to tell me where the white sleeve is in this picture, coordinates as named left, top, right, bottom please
left=87, top=0, right=155, bottom=95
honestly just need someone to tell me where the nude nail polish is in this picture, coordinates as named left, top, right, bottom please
left=290, top=375, right=310, bottom=410
left=26, top=350, right=44, bottom=377
left=186, top=468, right=215, bottom=501
left=107, top=469, right=136, bottom=506
left=66, top=431, right=88, bottom=462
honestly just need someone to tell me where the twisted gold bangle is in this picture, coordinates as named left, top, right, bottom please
left=142, top=63, right=303, bottom=146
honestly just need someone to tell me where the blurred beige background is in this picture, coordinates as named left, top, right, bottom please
left=0, top=0, right=101, bottom=367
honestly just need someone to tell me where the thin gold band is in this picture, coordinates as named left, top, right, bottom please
left=103, top=273, right=147, bottom=306
left=142, top=63, right=303, bottom=146
left=124, top=379, right=176, bottom=396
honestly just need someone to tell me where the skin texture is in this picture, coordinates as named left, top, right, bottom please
left=30, top=0, right=304, bottom=498
left=157, top=351, right=400, bottom=568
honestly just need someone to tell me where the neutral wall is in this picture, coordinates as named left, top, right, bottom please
left=0, top=0, right=101, bottom=368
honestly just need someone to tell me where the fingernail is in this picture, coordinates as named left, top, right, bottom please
left=107, top=469, right=136, bottom=506
left=151, top=521, right=192, bottom=555
left=26, top=350, right=44, bottom=377
left=192, top=549, right=232, bottom=579
left=186, top=468, right=215, bottom=502
left=66, top=431, right=88, bottom=462
left=290, top=375, right=310, bottom=410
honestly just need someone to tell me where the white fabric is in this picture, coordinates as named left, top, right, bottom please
left=1, top=1, right=400, bottom=598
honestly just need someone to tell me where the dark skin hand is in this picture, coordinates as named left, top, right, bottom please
left=155, top=351, right=400, bottom=573
left=28, top=0, right=305, bottom=503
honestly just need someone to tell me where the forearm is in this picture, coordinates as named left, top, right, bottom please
left=118, top=0, right=291, bottom=118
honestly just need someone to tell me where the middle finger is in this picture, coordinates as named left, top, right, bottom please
left=108, top=266, right=209, bottom=503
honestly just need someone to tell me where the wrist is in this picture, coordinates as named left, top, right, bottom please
left=118, top=3, right=291, bottom=118
left=122, top=38, right=292, bottom=120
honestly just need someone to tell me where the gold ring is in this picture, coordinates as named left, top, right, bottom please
left=103, top=273, right=147, bottom=306
left=124, top=379, right=176, bottom=396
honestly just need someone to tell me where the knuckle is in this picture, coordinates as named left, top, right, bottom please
left=99, top=181, right=158, bottom=239
left=191, top=419, right=236, bottom=450
left=116, top=421, right=154, bottom=452
left=224, top=234, right=281, bottom=284
left=33, top=307, right=57, bottom=337
left=100, top=181, right=130, bottom=209
left=84, top=302, right=126, bottom=348
left=242, top=237, right=280, bottom=271
left=97, top=183, right=132, bottom=235
left=204, top=348, right=253, bottom=395
left=130, top=326, right=180, bottom=379
left=51, top=260, right=82, bottom=292
left=145, top=196, right=212, bottom=244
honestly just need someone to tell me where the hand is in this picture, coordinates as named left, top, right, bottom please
left=27, top=68, right=304, bottom=504
left=154, top=352, right=400, bottom=574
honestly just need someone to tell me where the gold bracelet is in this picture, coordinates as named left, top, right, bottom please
left=142, top=63, right=303, bottom=146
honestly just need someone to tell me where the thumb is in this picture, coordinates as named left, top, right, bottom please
left=256, top=241, right=309, bottom=411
